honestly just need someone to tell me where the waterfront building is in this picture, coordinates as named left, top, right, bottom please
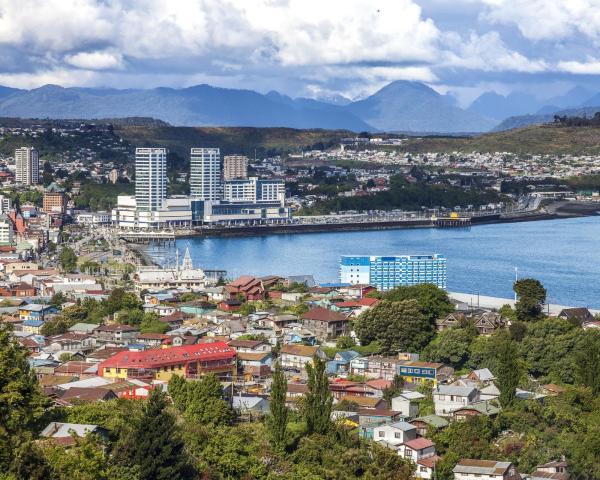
left=135, top=148, right=167, bottom=212
left=223, top=155, right=248, bottom=180
left=190, top=148, right=221, bottom=200
left=339, top=254, right=447, bottom=291
left=223, top=177, right=285, bottom=205
left=15, top=147, right=39, bottom=185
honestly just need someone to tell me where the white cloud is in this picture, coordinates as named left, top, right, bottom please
left=557, top=59, right=600, bottom=75
left=64, top=50, right=124, bottom=70
left=480, top=0, right=600, bottom=42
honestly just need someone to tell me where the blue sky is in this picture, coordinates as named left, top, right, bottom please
left=2, top=0, right=600, bottom=106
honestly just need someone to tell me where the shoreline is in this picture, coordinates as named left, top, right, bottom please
left=172, top=201, right=599, bottom=239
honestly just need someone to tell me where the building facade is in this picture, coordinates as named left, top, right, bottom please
left=15, top=147, right=39, bottom=185
left=190, top=148, right=221, bottom=200
left=43, top=183, right=66, bottom=214
left=223, top=177, right=285, bottom=205
left=135, top=148, right=167, bottom=212
left=223, top=155, right=248, bottom=180
left=0, top=214, right=14, bottom=245
left=340, top=255, right=447, bottom=291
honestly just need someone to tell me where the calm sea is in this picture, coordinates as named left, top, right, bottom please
left=144, top=216, right=600, bottom=308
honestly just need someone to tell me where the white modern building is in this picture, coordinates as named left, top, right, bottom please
left=75, top=211, right=112, bottom=226
left=340, top=254, right=447, bottom=290
left=0, top=214, right=14, bottom=245
left=190, top=148, right=220, bottom=200
left=222, top=177, right=285, bottom=204
left=223, top=155, right=248, bottom=180
left=15, top=147, right=39, bottom=185
left=0, top=195, right=11, bottom=213
left=112, top=195, right=192, bottom=229
left=433, top=385, right=479, bottom=416
left=135, top=148, right=167, bottom=212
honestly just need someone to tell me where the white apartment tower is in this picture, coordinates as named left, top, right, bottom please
left=223, top=155, right=248, bottom=180
left=135, top=148, right=167, bottom=212
left=190, top=148, right=221, bottom=200
left=15, top=147, right=39, bottom=185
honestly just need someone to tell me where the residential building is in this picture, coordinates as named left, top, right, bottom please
left=437, top=312, right=507, bottom=336
left=190, top=148, right=221, bottom=200
left=222, top=177, right=285, bottom=205
left=279, top=344, right=326, bottom=370
left=135, top=147, right=167, bottom=212
left=358, top=409, right=404, bottom=440
left=301, top=307, right=350, bottom=341
left=19, top=304, right=58, bottom=321
left=225, top=276, right=265, bottom=300
left=43, top=183, right=67, bottom=214
left=398, top=361, right=445, bottom=386
left=0, top=195, right=11, bottom=213
left=340, top=255, right=447, bottom=291
left=373, top=420, right=417, bottom=446
left=237, top=351, right=272, bottom=379
left=558, top=307, right=594, bottom=324
left=98, top=341, right=236, bottom=381
left=350, top=355, right=405, bottom=381
left=92, top=324, right=140, bottom=345
left=223, top=155, right=248, bottom=180
left=0, top=214, right=14, bottom=245
left=391, top=391, right=425, bottom=418
left=530, top=460, right=569, bottom=480
left=15, top=147, right=39, bottom=185
left=433, top=385, right=480, bottom=416
left=452, top=459, right=520, bottom=480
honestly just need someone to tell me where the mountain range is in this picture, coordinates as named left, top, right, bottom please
left=0, top=81, right=495, bottom=134
left=0, top=81, right=600, bottom=134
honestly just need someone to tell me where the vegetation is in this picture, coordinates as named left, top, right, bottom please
left=514, top=278, right=547, bottom=321
left=58, top=246, right=78, bottom=273
left=266, top=362, right=288, bottom=450
left=304, top=356, right=333, bottom=435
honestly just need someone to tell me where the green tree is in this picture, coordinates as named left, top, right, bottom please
left=383, top=283, right=454, bottom=323
left=266, top=361, right=288, bottom=450
left=43, top=434, right=109, bottom=480
left=422, top=326, right=478, bottom=369
left=335, top=335, right=355, bottom=349
left=59, top=246, right=78, bottom=272
left=0, top=325, right=49, bottom=474
left=140, top=313, right=169, bottom=334
left=514, top=278, right=547, bottom=321
left=382, top=374, right=405, bottom=405
left=114, top=388, right=190, bottom=480
left=304, top=356, right=333, bottom=435
left=495, top=335, right=521, bottom=407
left=239, top=302, right=256, bottom=316
left=355, top=299, right=433, bottom=354
left=574, top=331, right=600, bottom=393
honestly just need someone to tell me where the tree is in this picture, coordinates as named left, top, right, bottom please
left=266, top=361, right=288, bottom=450
left=59, top=246, right=78, bottom=272
left=239, top=302, right=256, bottom=316
left=140, top=313, right=169, bottom=334
left=0, top=325, right=49, bottom=474
left=355, top=299, right=433, bottom=354
left=494, top=335, right=521, bottom=407
left=304, top=356, right=333, bottom=435
left=422, top=326, right=478, bottom=369
left=42, top=434, right=109, bottom=480
left=335, top=336, right=355, bottom=349
left=382, top=374, right=405, bottom=405
left=114, top=387, right=190, bottom=480
left=383, top=283, right=454, bottom=323
left=574, top=331, right=600, bottom=393
left=514, top=278, right=547, bottom=321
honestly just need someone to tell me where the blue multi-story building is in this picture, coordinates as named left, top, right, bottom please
left=339, top=254, right=447, bottom=291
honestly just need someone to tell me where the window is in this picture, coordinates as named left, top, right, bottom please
left=378, top=431, right=385, bottom=438
left=394, top=432, right=402, bottom=439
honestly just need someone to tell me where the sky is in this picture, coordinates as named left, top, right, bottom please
left=3, top=0, right=600, bottom=106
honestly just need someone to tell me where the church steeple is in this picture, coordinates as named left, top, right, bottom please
left=181, top=246, right=193, bottom=270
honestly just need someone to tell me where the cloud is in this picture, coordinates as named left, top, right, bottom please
left=480, top=0, right=600, bottom=42
left=64, top=50, right=124, bottom=70
left=557, top=59, right=600, bottom=75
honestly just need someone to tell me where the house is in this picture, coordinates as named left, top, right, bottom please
left=92, top=324, right=140, bottom=345
left=530, top=460, right=569, bottom=480
left=400, top=437, right=436, bottom=464
left=98, top=341, right=236, bottom=381
left=19, top=304, right=58, bottom=322
left=339, top=394, right=387, bottom=410
left=436, top=312, right=507, bottom=336
left=358, top=409, right=404, bottom=440
left=301, top=307, right=350, bottom=341
left=433, top=385, right=479, bottom=416
left=373, top=420, right=417, bottom=446
left=39, top=422, right=108, bottom=447
left=225, top=276, right=265, bottom=301
left=22, top=319, right=44, bottom=334
left=558, top=307, right=594, bottom=324
left=279, top=344, right=326, bottom=371
left=453, top=459, right=520, bottom=480
left=398, top=361, right=446, bottom=386
left=232, top=395, right=270, bottom=417
left=57, top=387, right=118, bottom=405
left=218, top=299, right=242, bottom=312
left=350, top=355, right=405, bottom=381
left=237, top=351, right=272, bottom=379
left=48, top=333, right=95, bottom=354
left=68, top=323, right=99, bottom=335
left=158, top=311, right=193, bottom=328
left=410, top=415, right=449, bottom=436
left=228, top=339, right=272, bottom=353
left=416, top=455, right=440, bottom=480
left=391, top=391, right=426, bottom=419
left=452, top=400, right=501, bottom=420
left=326, top=350, right=360, bottom=376
left=136, top=333, right=171, bottom=348
left=466, top=368, right=496, bottom=386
